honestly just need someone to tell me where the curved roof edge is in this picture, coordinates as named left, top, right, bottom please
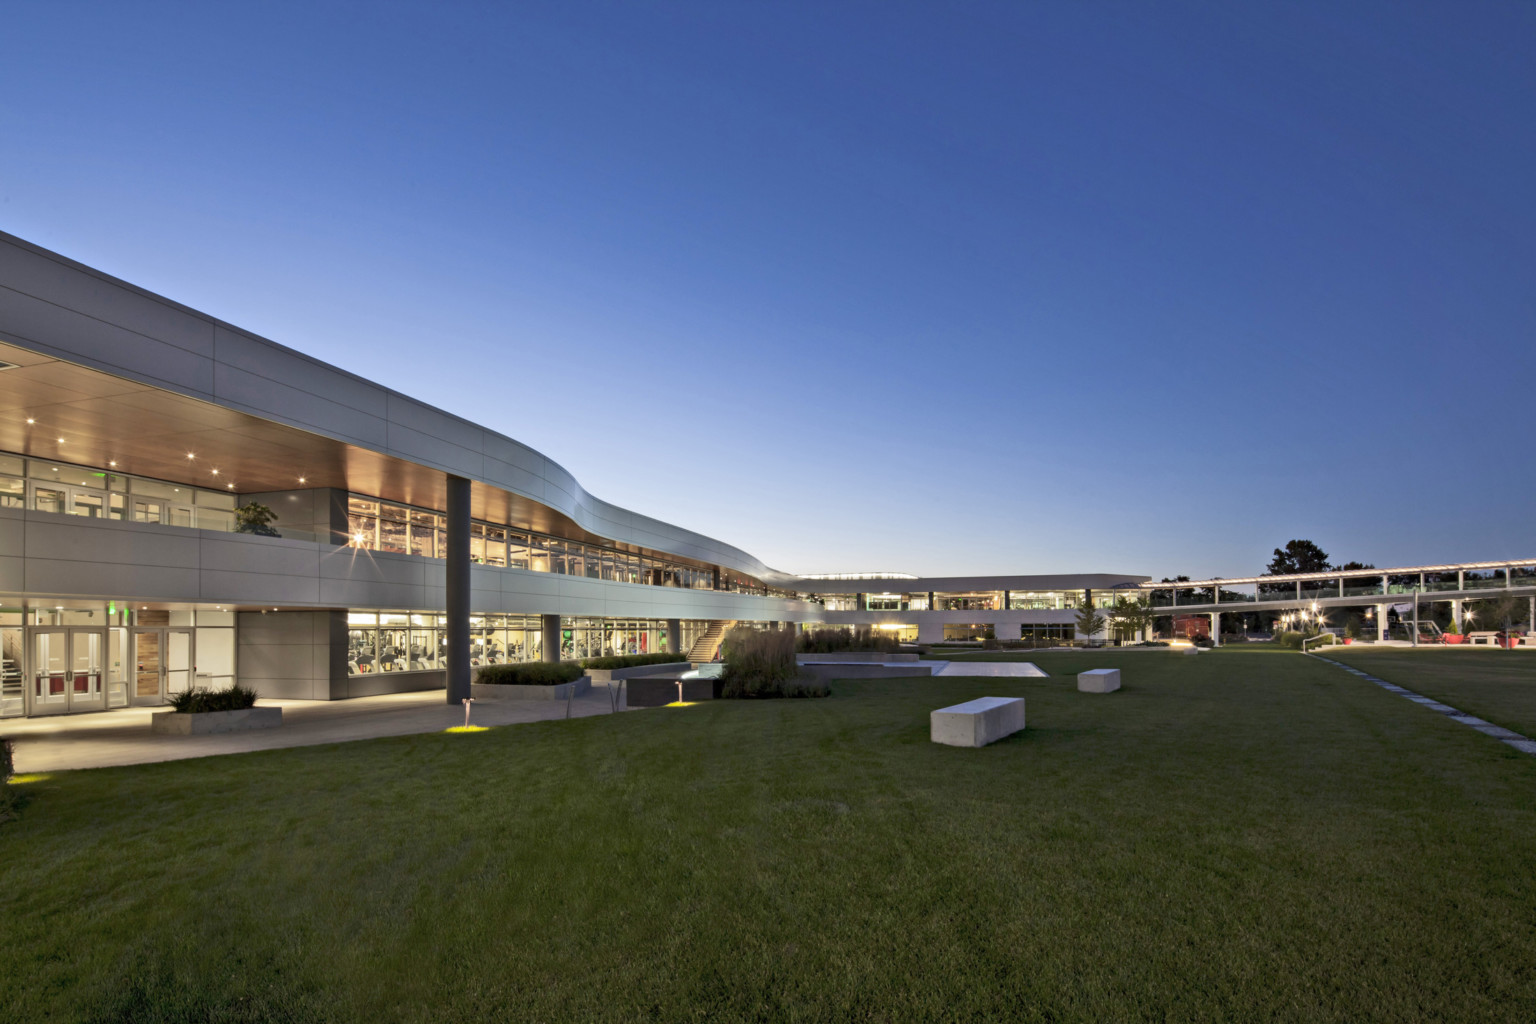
left=0, top=230, right=798, bottom=583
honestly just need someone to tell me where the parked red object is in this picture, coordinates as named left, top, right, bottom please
left=1442, top=634, right=1465, bottom=645
left=1343, top=637, right=1354, bottom=645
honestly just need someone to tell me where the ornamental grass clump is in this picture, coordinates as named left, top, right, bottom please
left=797, top=627, right=902, bottom=655
left=720, top=627, right=828, bottom=699
left=169, top=682, right=259, bottom=714
left=475, top=662, right=583, bottom=686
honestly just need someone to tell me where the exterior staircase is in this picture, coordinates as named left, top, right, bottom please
left=687, top=620, right=734, bottom=662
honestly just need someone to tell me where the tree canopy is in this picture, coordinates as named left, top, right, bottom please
left=1266, top=540, right=1331, bottom=575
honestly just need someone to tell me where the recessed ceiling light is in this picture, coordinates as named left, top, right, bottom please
left=186, top=453, right=195, bottom=460
left=227, top=483, right=234, bottom=489
left=211, top=469, right=219, bottom=476
left=298, top=477, right=306, bottom=484
left=56, top=437, right=64, bottom=443
left=25, top=418, right=34, bottom=425
left=109, top=460, right=117, bottom=467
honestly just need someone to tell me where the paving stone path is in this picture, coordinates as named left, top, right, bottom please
left=1313, top=654, right=1536, bottom=756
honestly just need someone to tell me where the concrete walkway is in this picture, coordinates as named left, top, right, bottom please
left=1312, top=655, right=1536, bottom=756
left=5, top=686, right=626, bottom=773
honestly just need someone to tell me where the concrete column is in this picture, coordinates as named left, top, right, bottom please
left=1451, top=598, right=1463, bottom=634
left=1210, top=612, right=1220, bottom=646
left=445, top=474, right=471, bottom=704
left=667, top=618, right=681, bottom=658
left=1529, top=596, right=1535, bottom=634
left=1377, top=604, right=1390, bottom=643
left=540, top=614, right=561, bottom=662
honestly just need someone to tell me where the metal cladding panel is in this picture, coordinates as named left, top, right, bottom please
left=0, top=286, right=216, bottom=396
left=199, top=535, right=321, bottom=577
left=27, top=559, right=202, bottom=600
left=0, top=242, right=215, bottom=356
left=197, top=569, right=322, bottom=606
left=25, top=515, right=201, bottom=567
left=212, top=362, right=390, bottom=449
left=213, top=326, right=388, bottom=419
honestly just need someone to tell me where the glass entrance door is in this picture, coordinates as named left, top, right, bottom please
left=70, top=631, right=105, bottom=711
left=133, top=629, right=194, bottom=704
left=29, top=628, right=105, bottom=714
left=31, top=629, right=68, bottom=713
left=166, top=630, right=192, bottom=695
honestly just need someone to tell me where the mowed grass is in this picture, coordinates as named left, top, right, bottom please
left=1323, top=647, right=1536, bottom=737
left=4, top=649, right=1536, bottom=1022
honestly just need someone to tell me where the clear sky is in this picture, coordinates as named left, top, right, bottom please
left=2, top=2, right=1532, bottom=580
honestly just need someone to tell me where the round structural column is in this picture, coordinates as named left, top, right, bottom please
left=667, top=618, right=682, bottom=658
left=541, top=614, right=561, bottom=663
left=445, top=474, right=472, bottom=704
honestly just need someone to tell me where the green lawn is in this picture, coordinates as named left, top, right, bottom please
left=4, top=648, right=1536, bottom=1022
left=1323, top=647, right=1536, bottom=737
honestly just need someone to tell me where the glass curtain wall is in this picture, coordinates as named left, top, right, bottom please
left=0, top=452, right=237, bottom=533
left=345, top=496, right=769, bottom=597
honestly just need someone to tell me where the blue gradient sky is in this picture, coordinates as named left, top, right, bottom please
left=2, top=2, right=1532, bottom=579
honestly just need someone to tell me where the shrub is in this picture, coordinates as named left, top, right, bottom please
left=721, top=675, right=829, bottom=700
left=581, top=652, right=685, bottom=671
left=0, top=737, right=14, bottom=821
left=169, top=682, right=259, bottom=714
left=797, top=627, right=901, bottom=654
left=475, top=661, right=583, bottom=686
left=234, top=502, right=280, bottom=537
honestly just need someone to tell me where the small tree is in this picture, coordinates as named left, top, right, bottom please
left=234, top=501, right=280, bottom=537
left=1075, top=592, right=1106, bottom=643
left=1108, top=597, right=1152, bottom=643
left=1471, top=594, right=1525, bottom=643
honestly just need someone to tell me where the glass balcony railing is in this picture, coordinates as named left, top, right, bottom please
left=1149, top=591, right=1175, bottom=608
left=1216, top=591, right=1256, bottom=603
left=1342, top=582, right=1384, bottom=598
left=1462, top=575, right=1508, bottom=590
left=1423, top=579, right=1462, bottom=592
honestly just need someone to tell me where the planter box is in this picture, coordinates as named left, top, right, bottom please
left=471, top=676, right=590, bottom=701
left=586, top=662, right=691, bottom=682
left=1443, top=635, right=1465, bottom=645
left=151, top=706, right=282, bottom=735
left=627, top=674, right=718, bottom=707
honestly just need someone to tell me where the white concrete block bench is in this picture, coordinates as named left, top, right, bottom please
left=930, top=696, right=1025, bottom=748
left=1077, top=668, right=1121, bottom=693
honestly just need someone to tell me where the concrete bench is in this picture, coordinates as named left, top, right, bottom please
left=930, top=696, right=1025, bottom=748
left=1078, top=668, right=1120, bottom=693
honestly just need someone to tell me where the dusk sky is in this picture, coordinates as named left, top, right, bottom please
left=2, top=2, right=1532, bottom=580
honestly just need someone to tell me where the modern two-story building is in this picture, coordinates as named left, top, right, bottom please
left=0, top=231, right=1148, bottom=718
left=6, top=232, right=1526, bottom=720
